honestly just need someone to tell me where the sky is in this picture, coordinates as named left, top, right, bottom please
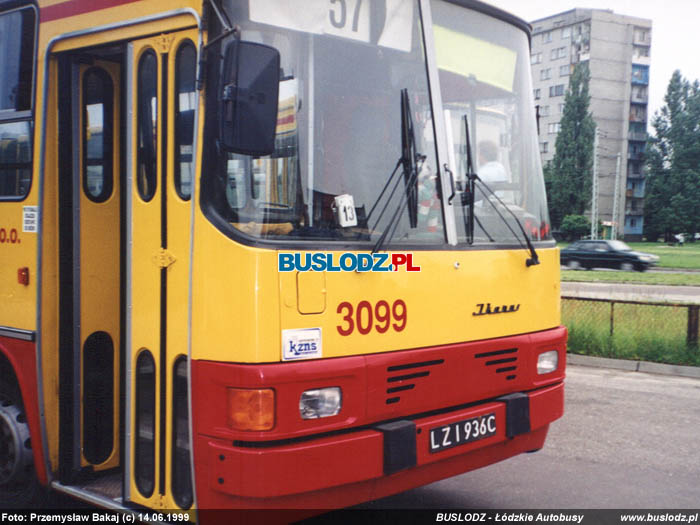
left=486, top=0, right=700, bottom=125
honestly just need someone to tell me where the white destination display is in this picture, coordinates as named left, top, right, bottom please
left=250, top=0, right=414, bottom=52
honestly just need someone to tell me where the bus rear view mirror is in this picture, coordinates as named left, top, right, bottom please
left=220, top=40, right=280, bottom=156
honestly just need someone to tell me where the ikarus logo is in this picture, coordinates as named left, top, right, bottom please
left=278, top=252, right=421, bottom=272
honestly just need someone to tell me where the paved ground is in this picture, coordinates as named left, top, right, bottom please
left=561, top=281, right=700, bottom=303
left=362, top=364, right=700, bottom=509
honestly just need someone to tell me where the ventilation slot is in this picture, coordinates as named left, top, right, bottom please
left=385, top=359, right=444, bottom=405
left=475, top=348, right=519, bottom=381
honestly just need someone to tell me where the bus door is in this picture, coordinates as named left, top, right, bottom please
left=62, top=57, right=122, bottom=476
left=125, top=30, right=197, bottom=511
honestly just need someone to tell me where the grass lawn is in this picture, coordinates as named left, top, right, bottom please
left=629, top=242, right=700, bottom=269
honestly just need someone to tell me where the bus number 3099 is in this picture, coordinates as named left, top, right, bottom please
left=336, top=299, right=406, bottom=336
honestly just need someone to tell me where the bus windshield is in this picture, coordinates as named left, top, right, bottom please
left=432, top=0, right=551, bottom=244
left=201, top=0, right=551, bottom=246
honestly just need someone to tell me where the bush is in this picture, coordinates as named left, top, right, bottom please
left=560, top=214, right=590, bottom=241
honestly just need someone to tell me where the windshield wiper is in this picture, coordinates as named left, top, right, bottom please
left=367, top=88, right=424, bottom=253
left=461, top=115, right=493, bottom=245
left=461, top=115, right=539, bottom=267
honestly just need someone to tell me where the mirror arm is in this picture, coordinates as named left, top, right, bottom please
left=203, top=25, right=239, bottom=53
left=206, top=0, right=233, bottom=32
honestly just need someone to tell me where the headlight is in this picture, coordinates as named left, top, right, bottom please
left=300, top=387, right=342, bottom=419
left=537, top=350, right=558, bottom=375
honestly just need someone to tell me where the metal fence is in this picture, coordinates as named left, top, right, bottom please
left=562, top=296, right=699, bottom=365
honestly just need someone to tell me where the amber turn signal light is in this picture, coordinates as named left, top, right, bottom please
left=227, top=388, right=275, bottom=431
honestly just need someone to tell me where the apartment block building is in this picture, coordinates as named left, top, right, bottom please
left=530, top=9, right=651, bottom=240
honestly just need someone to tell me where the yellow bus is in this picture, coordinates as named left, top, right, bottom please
left=0, top=0, right=565, bottom=517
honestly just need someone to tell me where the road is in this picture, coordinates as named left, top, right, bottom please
left=562, top=281, right=700, bottom=303
left=361, top=364, right=700, bottom=509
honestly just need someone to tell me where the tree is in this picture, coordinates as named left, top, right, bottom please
left=645, top=70, right=700, bottom=241
left=546, top=64, right=596, bottom=230
left=560, top=214, right=590, bottom=241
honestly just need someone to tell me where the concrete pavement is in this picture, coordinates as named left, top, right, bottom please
left=561, top=281, right=700, bottom=303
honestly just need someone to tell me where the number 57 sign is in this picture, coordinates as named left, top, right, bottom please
left=250, top=0, right=414, bottom=52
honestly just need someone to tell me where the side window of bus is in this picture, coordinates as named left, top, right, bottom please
left=83, top=68, right=114, bottom=202
left=0, top=7, right=36, bottom=200
left=137, top=50, right=158, bottom=202
left=174, top=41, right=196, bottom=200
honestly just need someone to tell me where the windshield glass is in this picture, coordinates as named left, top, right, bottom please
left=432, top=0, right=552, bottom=245
left=201, top=0, right=444, bottom=245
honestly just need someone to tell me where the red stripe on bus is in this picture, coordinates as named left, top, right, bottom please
left=40, top=0, right=142, bottom=23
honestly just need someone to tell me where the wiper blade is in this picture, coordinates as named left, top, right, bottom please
left=461, top=114, right=538, bottom=267
left=474, top=176, right=540, bottom=267
left=368, top=88, right=423, bottom=253
left=461, top=115, right=494, bottom=245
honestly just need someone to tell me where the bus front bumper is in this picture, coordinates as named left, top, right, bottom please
left=193, top=381, right=563, bottom=509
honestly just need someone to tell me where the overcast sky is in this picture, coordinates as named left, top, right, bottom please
left=486, top=0, right=699, bottom=126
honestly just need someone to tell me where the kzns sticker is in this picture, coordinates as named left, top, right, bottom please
left=282, top=328, right=322, bottom=361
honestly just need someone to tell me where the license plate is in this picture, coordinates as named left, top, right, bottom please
left=429, top=412, right=497, bottom=453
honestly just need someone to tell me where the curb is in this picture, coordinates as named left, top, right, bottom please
left=566, top=353, right=700, bottom=379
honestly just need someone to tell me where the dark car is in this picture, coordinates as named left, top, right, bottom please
left=560, top=240, right=660, bottom=272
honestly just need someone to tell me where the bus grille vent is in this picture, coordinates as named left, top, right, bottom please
left=385, top=359, right=444, bottom=405
left=474, top=348, right=518, bottom=381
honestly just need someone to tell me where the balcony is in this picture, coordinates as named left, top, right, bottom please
left=633, top=33, right=651, bottom=46
left=632, top=55, right=651, bottom=66
left=629, top=112, right=647, bottom=123
left=631, top=90, right=648, bottom=104
left=629, top=130, right=647, bottom=141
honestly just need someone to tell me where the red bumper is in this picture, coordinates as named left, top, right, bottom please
left=194, top=382, right=561, bottom=509
left=192, top=327, right=566, bottom=509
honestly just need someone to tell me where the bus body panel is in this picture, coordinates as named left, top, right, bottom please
left=191, top=218, right=560, bottom=363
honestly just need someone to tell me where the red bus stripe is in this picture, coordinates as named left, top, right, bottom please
left=41, top=0, right=142, bottom=23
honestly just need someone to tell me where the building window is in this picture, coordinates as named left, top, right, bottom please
left=560, top=65, right=570, bottom=77
left=550, top=84, right=565, bottom=97
left=550, top=47, right=567, bottom=60
left=561, top=27, right=571, bottom=39
left=540, top=142, right=549, bottom=154
left=559, top=103, right=565, bottom=114
left=548, top=122, right=561, bottom=134
left=634, top=28, right=649, bottom=43
left=533, top=88, right=541, bottom=100
left=542, top=31, right=552, bottom=43
left=531, top=52, right=542, bottom=65
left=540, top=105, right=550, bottom=117
left=633, top=45, right=650, bottom=58
left=540, top=68, right=551, bottom=81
